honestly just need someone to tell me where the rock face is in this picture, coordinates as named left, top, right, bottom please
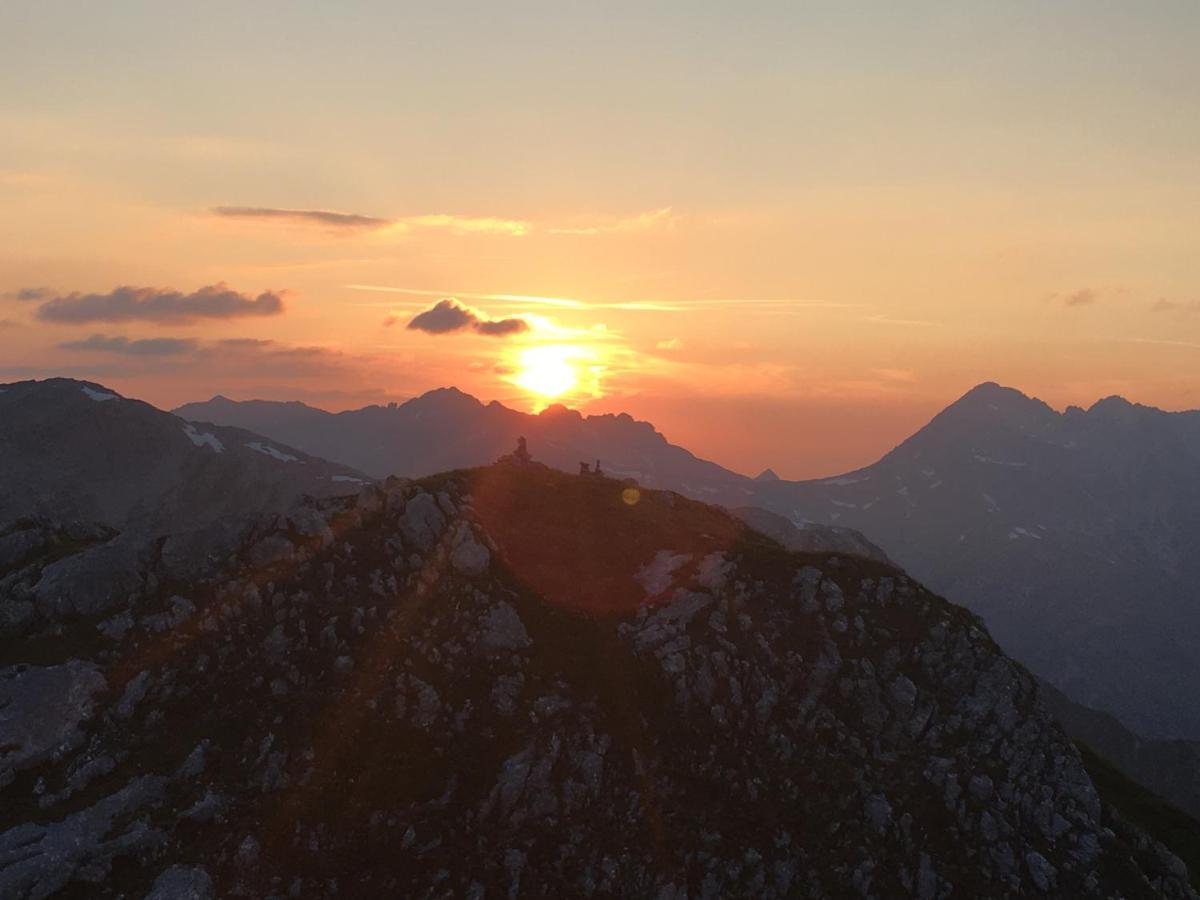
left=0, top=465, right=1194, bottom=898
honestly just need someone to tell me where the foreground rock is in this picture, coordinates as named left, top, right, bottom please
left=0, top=465, right=1193, bottom=897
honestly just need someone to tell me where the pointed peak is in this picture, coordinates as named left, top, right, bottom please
left=956, top=382, right=1032, bottom=406
left=755, top=468, right=781, bottom=482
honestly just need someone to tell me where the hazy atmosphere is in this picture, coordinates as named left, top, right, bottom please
left=4, top=2, right=1199, bottom=476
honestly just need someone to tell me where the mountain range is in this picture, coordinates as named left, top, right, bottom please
left=178, top=381, right=1200, bottom=740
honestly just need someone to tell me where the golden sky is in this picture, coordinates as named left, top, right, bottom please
left=2, top=3, right=1199, bottom=477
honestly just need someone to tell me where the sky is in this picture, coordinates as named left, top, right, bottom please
left=2, top=2, right=1199, bottom=478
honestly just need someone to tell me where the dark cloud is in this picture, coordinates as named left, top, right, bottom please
left=1151, top=298, right=1200, bottom=314
left=408, top=299, right=477, bottom=334
left=14, top=287, right=51, bottom=301
left=1063, top=289, right=1096, bottom=307
left=58, top=334, right=198, bottom=356
left=35, top=283, right=284, bottom=324
left=406, top=298, right=529, bottom=338
left=212, top=206, right=390, bottom=229
left=475, top=317, right=529, bottom=336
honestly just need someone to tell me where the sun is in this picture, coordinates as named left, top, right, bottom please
left=512, top=345, right=580, bottom=401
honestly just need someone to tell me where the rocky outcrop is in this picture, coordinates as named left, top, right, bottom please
left=0, top=466, right=1193, bottom=898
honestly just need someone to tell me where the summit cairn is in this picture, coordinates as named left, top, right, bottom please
left=500, top=435, right=532, bottom=466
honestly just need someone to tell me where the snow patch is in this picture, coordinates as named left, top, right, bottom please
left=973, top=454, right=1027, bottom=468
left=821, top=473, right=870, bottom=486
left=81, top=386, right=119, bottom=403
left=1007, top=527, right=1041, bottom=541
left=329, top=475, right=367, bottom=484
left=182, top=423, right=224, bottom=453
left=830, top=499, right=858, bottom=509
left=246, top=441, right=299, bottom=463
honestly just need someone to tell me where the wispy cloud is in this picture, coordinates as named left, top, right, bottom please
left=58, top=334, right=198, bottom=356
left=346, top=283, right=863, bottom=313
left=212, top=206, right=529, bottom=237
left=407, top=299, right=529, bottom=337
left=211, top=205, right=680, bottom=239
left=4, top=287, right=51, bottom=302
left=549, top=206, right=676, bottom=235
left=1064, top=288, right=1096, bottom=307
left=35, top=283, right=285, bottom=324
left=1150, top=298, right=1200, bottom=314
left=393, top=214, right=529, bottom=237
left=212, top=206, right=389, bottom=229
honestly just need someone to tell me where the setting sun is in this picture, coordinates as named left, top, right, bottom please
left=511, top=344, right=584, bottom=403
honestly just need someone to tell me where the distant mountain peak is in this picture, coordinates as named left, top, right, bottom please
left=956, top=381, right=1039, bottom=408
left=755, top=468, right=780, bottom=481
left=408, top=386, right=484, bottom=410
left=1087, top=394, right=1136, bottom=415
left=538, top=403, right=583, bottom=422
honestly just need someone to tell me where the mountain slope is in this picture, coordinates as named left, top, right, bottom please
left=747, top=383, right=1200, bottom=739
left=0, top=463, right=1194, bottom=897
left=1040, top=681, right=1200, bottom=822
left=0, top=378, right=369, bottom=633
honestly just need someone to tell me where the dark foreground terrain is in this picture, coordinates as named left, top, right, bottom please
left=0, top=464, right=1196, bottom=897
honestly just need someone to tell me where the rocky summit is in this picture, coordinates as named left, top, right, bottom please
left=0, top=464, right=1194, bottom=898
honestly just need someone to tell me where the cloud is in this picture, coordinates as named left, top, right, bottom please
left=0, top=319, right=19, bottom=329
left=1064, top=289, right=1096, bottom=307
left=212, top=206, right=529, bottom=237
left=212, top=204, right=679, bottom=239
left=35, top=283, right=285, bottom=324
left=396, top=215, right=529, bottom=237
left=58, top=334, right=198, bottom=356
left=407, top=298, right=529, bottom=338
left=1150, top=298, right=1199, bottom=314
left=11, top=287, right=51, bottom=301
left=549, top=207, right=677, bottom=236
left=655, top=337, right=684, bottom=351
left=212, top=206, right=389, bottom=229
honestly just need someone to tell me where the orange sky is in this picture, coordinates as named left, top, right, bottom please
left=2, top=4, right=1199, bottom=478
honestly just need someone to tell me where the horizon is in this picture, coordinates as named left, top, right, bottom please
left=15, top=372, right=1190, bottom=481
left=4, top=4, right=1200, bottom=479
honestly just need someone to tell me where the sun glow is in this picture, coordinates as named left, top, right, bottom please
left=512, top=345, right=582, bottom=402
